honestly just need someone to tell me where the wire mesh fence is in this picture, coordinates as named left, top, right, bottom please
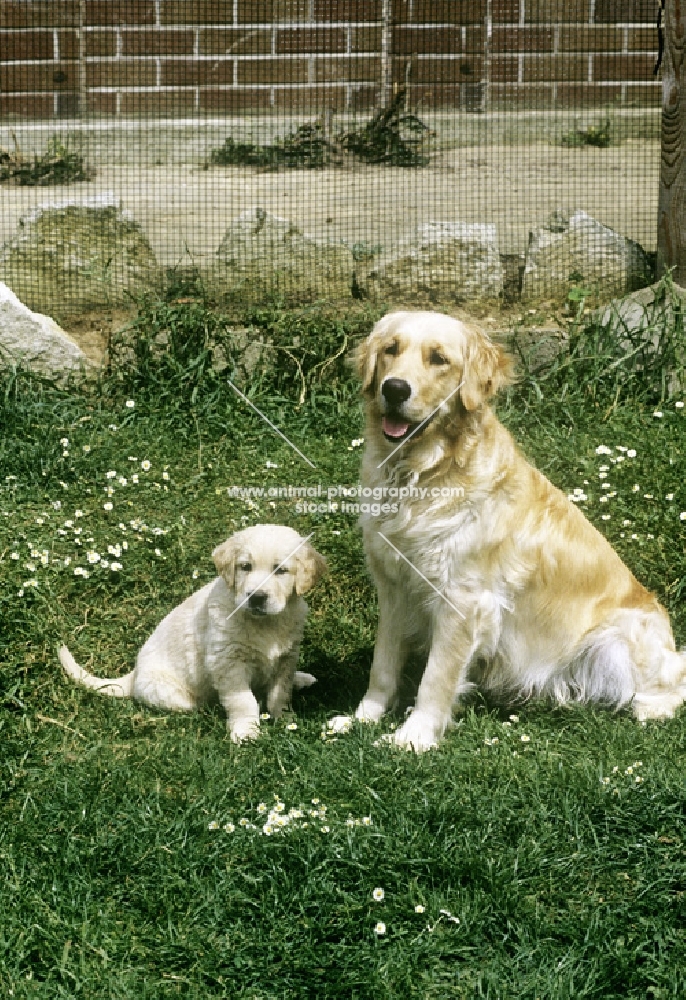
left=0, top=1, right=663, bottom=320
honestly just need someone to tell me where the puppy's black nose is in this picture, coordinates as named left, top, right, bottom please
left=247, top=592, right=268, bottom=613
left=382, top=378, right=411, bottom=407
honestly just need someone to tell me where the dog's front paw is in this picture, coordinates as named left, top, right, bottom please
left=325, top=714, right=354, bottom=734
left=229, top=718, right=260, bottom=744
left=390, top=711, right=440, bottom=753
left=354, top=696, right=387, bottom=723
left=325, top=699, right=385, bottom=735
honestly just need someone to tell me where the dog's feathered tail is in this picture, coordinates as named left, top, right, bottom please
left=59, top=645, right=135, bottom=698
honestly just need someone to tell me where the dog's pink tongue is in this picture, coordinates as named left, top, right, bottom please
left=382, top=416, right=411, bottom=438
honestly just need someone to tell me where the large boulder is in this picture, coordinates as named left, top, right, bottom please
left=0, top=281, right=92, bottom=381
left=0, top=193, right=162, bottom=317
left=522, top=209, right=652, bottom=302
left=594, top=279, right=686, bottom=394
left=205, top=207, right=353, bottom=302
left=360, top=222, right=505, bottom=303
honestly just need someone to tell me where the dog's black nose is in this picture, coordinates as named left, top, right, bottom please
left=382, top=378, right=412, bottom=407
left=247, top=592, right=268, bottom=612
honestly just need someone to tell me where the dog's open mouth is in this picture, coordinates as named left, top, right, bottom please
left=382, top=413, right=433, bottom=443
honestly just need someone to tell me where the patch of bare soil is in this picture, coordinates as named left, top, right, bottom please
left=62, top=308, right=134, bottom=367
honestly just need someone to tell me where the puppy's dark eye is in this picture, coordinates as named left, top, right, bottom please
left=238, top=562, right=252, bottom=572
left=430, top=350, right=448, bottom=366
left=384, top=341, right=399, bottom=356
left=274, top=565, right=289, bottom=575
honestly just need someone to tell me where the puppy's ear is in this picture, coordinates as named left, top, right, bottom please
left=212, top=537, right=238, bottom=587
left=294, top=544, right=328, bottom=596
left=460, top=330, right=513, bottom=411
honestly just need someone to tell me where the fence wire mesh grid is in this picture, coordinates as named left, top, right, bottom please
left=0, top=1, right=663, bottom=323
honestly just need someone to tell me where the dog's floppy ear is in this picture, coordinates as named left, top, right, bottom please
left=355, top=314, right=400, bottom=394
left=212, top=537, right=238, bottom=587
left=460, top=330, right=513, bottom=412
left=294, top=543, right=328, bottom=596
left=354, top=334, right=380, bottom=395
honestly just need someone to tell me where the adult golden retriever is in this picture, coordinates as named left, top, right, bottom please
left=60, top=525, right=326, bottom=743
left=329, top=310, right=686, bottom=751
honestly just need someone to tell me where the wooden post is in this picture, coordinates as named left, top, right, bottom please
left=380, top=0, right=392, bottom=108
left=482, top=0, right=492, bottom=114
left=657, top=1, right=686, bottom=282
left=78, top=0, right=88, bottom=116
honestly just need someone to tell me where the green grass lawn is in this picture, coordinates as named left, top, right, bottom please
left=1, top=297, right=685, bottom=998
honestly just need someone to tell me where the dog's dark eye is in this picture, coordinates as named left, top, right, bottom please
left=274, top=565, right=289, bottom=575
left=430, top=350, right=448, bottom=366
left=384, top=341, right=399, bottom=356
left=238, top=562, right=252, bottom=572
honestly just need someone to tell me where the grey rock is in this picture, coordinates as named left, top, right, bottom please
left=0, top=281, right=91, bottom=381
left=511, top=324, right=569, bottom=370
left=0, top=193, right=162, bottom=316
left=361, top=222, right=504, bottom=303
left=596, top=280, right=686, bottom=332
left=206, top=207, right=353, bottom=302
left=212, top=325, right=268, bottom=378
left=595, top=280, right=686, bottom=394
left=522, top=209, right=652, bottom=302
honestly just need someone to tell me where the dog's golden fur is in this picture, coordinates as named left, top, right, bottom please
left=330, top=310, right=686, bottom=751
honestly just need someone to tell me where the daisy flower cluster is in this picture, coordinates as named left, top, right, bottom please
left=480, top=714, right=532, bottom=756
left=206, top=795, right=374, bottom=838
left=600, top=760, right=645, bottom=796
left=7, top=509, right=170, bottom=595
left=101, top=455, right=172, bottom=511
left=368, top=887, right=461, bottom=939
left=2, top=446, right=173, bottom=597
left=567, top=443, right=638, bottom=511
left=257, top=712, right=301, bottom=734
left=566, top=430, right=684, bottom=540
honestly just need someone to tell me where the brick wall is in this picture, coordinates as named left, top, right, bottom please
left=0, top=0, right=660, bottom=118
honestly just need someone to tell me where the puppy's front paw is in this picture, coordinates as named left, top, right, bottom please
left=229, top=718, right=260, bottom=744
left=293, top=670, right=317, bottom=690
left=391, top=711, right=440, bottom=753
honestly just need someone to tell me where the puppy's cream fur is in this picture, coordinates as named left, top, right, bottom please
left=60, top=524, right=326, bottom=743
left=330, top=310, right=686, bottom=751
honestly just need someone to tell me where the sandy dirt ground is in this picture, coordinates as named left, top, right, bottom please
left=0, top=135, right=660, bottom=362
left=0, top=141, right=660, bottom=266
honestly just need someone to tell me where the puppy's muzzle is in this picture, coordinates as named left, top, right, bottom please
left=382, top=378, right=412, bottom=408
left=247, top=591, right=268, bottom=615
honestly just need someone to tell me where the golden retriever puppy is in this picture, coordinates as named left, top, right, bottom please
left=329, top=310, right=686, bottom=751
left=60, top=524, right=326, bottom=743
